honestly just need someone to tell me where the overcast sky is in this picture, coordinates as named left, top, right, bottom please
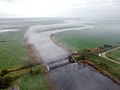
left=0, top=0, right=120, bottom=17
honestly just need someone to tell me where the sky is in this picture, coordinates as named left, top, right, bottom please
left=0, top=0, right=120, bottom=17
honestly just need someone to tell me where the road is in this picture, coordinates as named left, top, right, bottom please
left=100, top=47, right=120, bottom=64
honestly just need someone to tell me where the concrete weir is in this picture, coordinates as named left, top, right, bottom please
left=25, top=20, right=120, bottom=90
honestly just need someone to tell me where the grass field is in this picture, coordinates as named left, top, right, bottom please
left=55, top=28, right=120, bottom=51
left=107, top=49, right=120, bottom=62
left=19, top=74, right=48, bottom=90
left=0, top=31, right=30, bottom=69
left=0, top=30, right=49, bottom=90
left=19, top=65, right=49, bottom=90
left=90, top=56, right=120, bottom=80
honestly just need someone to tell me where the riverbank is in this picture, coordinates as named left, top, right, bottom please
left=24, top=39, right=53, bottom=90
left=50, top=34, right=73, bottom=54
left=24, top=40, right=43, bottom=63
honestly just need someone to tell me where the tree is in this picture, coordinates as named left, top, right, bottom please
left=0, top=76, right=12, bottom=89
left=80, top=48, right=92, bottom=60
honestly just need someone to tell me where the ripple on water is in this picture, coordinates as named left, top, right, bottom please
left=49, top=63, right=120, bottom=90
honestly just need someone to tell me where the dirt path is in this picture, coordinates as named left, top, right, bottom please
left=100, top=47, right=120, bottom=64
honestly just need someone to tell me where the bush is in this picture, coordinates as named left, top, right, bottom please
left=0, top=76, right=12, bottom=89
left=0, top=69, right=8, bottom=76
left=99, top=62, right=109, bottom=69
left=29, top=65, right=48, bottom=75
left=114, top=73, right=120, bottom=78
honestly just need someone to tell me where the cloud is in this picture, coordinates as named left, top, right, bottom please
left=65, top=0, right=120, bottom=17
left=0, top=0, right=120, bottom=17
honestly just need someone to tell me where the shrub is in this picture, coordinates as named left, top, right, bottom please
left=29, top=65, right=48, bottom=75
left=99, top=62, right=109, bottom=69
left=0, top=69, right=8, bottom=76
left=0, top=76, right=12, bottom=89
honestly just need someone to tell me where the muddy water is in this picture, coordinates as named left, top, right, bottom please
left=49, top=63, right=120, bottom=90
left=25, top=20, right=120, bottom=90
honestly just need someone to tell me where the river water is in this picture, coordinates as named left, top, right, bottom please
left=49, top=63, right=120, bottom=90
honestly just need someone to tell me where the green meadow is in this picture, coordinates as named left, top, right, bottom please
left=90, top=56, right=120, bottom=80
left=0, top=30, right=30, bottom=69
left=19, top=65, right=49, bottom=90
left=19, top=74, right=48, bottom=90
left=107, top=49, right=120, bottom=63
left=55, top=27, right=120, bottom=51
left=0, top=31, right=49, bottom=90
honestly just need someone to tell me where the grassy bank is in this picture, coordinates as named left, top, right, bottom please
left=19, top=74, right=48, bottom=90
left=0, top=31, right=30, bottom=69
left=0, top=64, right=49, bottom=90
left=19, top=65, right=49, bottom=90
left=90, top=56, right=120, bottom=80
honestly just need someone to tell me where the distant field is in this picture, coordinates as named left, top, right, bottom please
left=108, top=49, right=120, bottom=62
left=55, top=25, right=120, bottom=51
left=0, top=31, right=30, bottom=69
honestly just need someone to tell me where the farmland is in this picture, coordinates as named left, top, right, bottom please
left=0, top=30, right=30, bottom=69
left=107, top=49, right=120, bottom=63
left=54, top=24, right=120, bottom=51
